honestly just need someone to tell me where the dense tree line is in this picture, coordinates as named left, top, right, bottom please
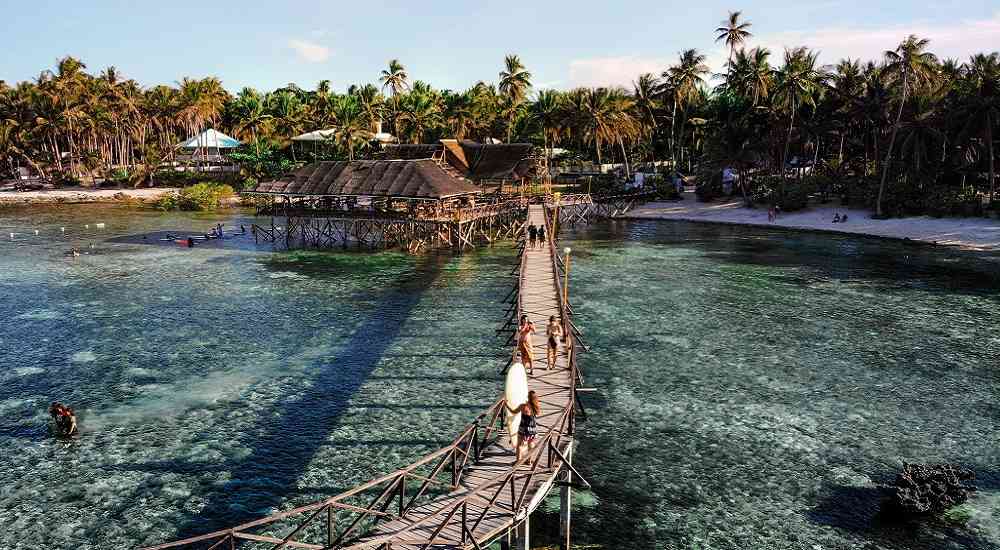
left=1, top=11, right=998, bottom=215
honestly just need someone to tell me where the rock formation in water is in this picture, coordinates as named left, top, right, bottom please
left=884, top=463, right=976, bottom=516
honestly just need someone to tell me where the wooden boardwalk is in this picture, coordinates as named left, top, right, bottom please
left=142, top=204, right=582, bottom=550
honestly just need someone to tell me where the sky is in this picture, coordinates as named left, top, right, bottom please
left=3, top=1, right=998, bottom=93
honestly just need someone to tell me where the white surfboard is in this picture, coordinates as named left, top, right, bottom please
left=505, top=362, right=529, bottom=447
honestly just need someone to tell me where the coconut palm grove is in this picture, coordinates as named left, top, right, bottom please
left=1, top=6, right=1000, bottom=550
left=1, top=11, right=998, bottom=217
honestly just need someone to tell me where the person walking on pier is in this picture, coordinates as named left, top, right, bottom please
left=527, top=223, right=538, bottom=249
left=517, top=314, right=537, bottom=374
left=546, top=315, right=562, bottom=370
left=512, top=391, right=541, bottom=462
left=537, top=223, right=546, bottom=246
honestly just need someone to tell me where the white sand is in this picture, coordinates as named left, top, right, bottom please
left=627, top=193, right=1000, bottom=252
left=0, top=187, right=178, bottom=207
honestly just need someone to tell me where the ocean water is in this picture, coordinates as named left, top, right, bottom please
left=1, top=206, right=998, bottom=549
left=0, top=205, right=509, bottom=549
left=531, top=219, right=1000, bottom=550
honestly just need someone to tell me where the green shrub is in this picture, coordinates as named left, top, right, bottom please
left=153, top=192, right=180, bottom=211
left=154, top=182, right=235, bottom=211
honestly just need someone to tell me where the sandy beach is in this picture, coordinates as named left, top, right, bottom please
left=627, top=194, right=1000, bottom=252
left=0, top=187, right=179, bottom=207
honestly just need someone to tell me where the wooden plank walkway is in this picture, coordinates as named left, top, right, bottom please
left=346, top=204, right=575, bottom=549
left=140, top=204, right=579, bottom=550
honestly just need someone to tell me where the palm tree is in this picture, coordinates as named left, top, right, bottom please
left=664, top=49, right=709, bottom=170
left=529, top=89, right=564, bottom=178
left=398, top=91, right=441, bottom=144
left=774, top=47, right=824, bottom=181
left=574, top=88, right=615, bottom=164
left=498, top=55, right=532, bottom=142
left=331, top=96, right=372, bottom=160
left=231, top=88, right=272, bottom=156
left=828, top=59, right=865, bottom=161
left=632, top=73, right=662, bottom=162
left=716, top=11, right=753, bottom=82
left=380, top=59, right=409, bottom=142
left=958, top=52, right=1000, bottom=202
left=876, top=35, right=938, bottom=216
left=728, top=47, right=773, bottom=106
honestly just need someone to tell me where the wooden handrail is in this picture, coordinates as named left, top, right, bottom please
left=142, top=203, right=584, bottom=550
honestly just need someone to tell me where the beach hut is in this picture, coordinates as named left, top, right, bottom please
left=177, top=129, right=241, bottom=162
left=175, top=129, right=241, bottom=172
left=291, top=128, right=337, bottom=159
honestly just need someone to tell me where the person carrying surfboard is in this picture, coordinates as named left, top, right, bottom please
left=516, top=315, right=537, bottom=374
left=508, top=391, right=541, bottom=463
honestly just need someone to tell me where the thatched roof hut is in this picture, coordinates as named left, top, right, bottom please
left=250, top=159, right=481, bottom=199
left=381, top=140, right=535, bottom=182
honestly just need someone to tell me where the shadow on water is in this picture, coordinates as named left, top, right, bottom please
left=807, top=470, right=1000, bottom=550
left=159, top=252, right=453, bottom=538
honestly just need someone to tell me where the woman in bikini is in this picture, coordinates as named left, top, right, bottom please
left=516, top=315, right=536, bottom=374
left=514, top=391, right=541, bottom=462
left=546, top=315, right=562, bottom=370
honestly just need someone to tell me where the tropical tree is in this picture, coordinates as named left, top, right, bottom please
left=380, top=59, right=409, bottom=142
left=774, top=47, right=824, bottom=181
left=498, top=55, right=532, bottom=142
left=632, top=73, right=662, bottom=161
left=331, top=96, right=372, bottom=160
left=715, top=11, right=753, bottom=82
left=528, top=89, right=564, bottom=175
left=664, top=49, right=710, bottom=170
left=958, top=52, right=1000, bottom=201
left=876, top=35, right=938, bottom=216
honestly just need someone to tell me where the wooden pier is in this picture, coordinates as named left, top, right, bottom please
left=142, top=204, right=587, bottom=550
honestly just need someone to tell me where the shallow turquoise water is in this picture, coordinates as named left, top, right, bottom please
left=533, top=220, right=1000, bottom=549
left=1, top=206, right=998, bottom=549
left=0, top=205, right=509, bottom=549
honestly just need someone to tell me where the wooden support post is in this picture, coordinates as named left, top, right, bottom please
left=327, top=505, right=335, bottom=548
left=559, top=444, right=573, bottom=550
left=514, top=515, right=530, bottom=550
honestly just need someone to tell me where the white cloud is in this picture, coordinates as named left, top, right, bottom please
left=287, top=39, right=331, bottom=63
left=568, top=55, right=670, bottom=88
left=752, top=12, right=1000, bottom=66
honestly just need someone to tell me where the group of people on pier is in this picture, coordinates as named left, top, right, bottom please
left=508, top=313, right=565, bottom=461
left=526, top=222, right=546, bottom=249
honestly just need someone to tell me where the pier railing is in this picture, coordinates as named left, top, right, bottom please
left=140, top=398, right=509, bottom=550
left=141, top=205, right=583, bottom=550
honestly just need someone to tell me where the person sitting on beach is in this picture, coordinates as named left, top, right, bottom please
left=527, top=224, right=538, bottom=249
left=833, top=213, right=842, bottom=223
left=546, top=315, right=562, bottom=370
left=516, top=314, right=537, bottom=374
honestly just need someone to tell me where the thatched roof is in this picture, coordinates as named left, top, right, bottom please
left=381, top=144, right=442, bottom=160
left=251, top=160, right=481, bottom=199
left=461, top=141, right=534, bottom=180
left=381, top=141, right=534, bottom=181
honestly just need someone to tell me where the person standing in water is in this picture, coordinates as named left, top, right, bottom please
left=516, top=314, right=536, bottom=374
left=546, top=315, right=563, bottom=370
